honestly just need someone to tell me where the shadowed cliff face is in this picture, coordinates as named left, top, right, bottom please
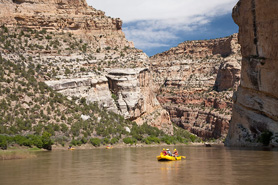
left=226, top=0, right=278, bottom=147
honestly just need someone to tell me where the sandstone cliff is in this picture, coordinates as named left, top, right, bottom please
left=0, top=0, right=133, bottom=50
left=151, top=34, right=241, bottom=139
left=226, top=0, right=278, bottom=147
left=0, top=0, right=172, bottom=134
left=45, top=68, right=173, bottom=134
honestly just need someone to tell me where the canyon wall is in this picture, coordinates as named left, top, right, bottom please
left=226, top=0, right=278, bottom=147
left=151, top=34, right=241, bottom=139
left=0, top=0, right=133, bottom=50
left=0, top=0, right=173, bottom=134
left=45, top=68, right=173, bottom=134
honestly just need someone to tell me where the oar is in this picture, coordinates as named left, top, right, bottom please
left=181, top=156, right=186, bottom=159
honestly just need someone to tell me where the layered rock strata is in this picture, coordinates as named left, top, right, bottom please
left=45, top=69, right=173, bottom=134
left=226, top=0, right=278, bottom=147
left=151, top=34, right=241, bottom=139
left=45, top=73, right=118, bottom=113
left=0, top=0, right=133, bottom=50
left=107, top=68, right=173, bottom=134
left=151, top=34, right=241, bottom=91
left=0, top=0, right=172, bottom=133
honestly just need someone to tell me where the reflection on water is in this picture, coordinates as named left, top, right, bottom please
left=1, top=145, right=278, bottom=185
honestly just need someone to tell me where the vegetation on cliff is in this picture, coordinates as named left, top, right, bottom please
left=0, top=25, right=201, bottom=150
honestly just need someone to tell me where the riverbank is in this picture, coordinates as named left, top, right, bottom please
left=52, top=141, right=223, bottom=150
left=0, top=142, right=223, bottom=160
left=0, top=147, right=44, bottom=160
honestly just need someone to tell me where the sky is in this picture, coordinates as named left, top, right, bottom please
left=87, top=0, right=239, bottom=56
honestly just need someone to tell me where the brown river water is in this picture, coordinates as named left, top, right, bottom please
left=1, top=145, right=278, bottom=185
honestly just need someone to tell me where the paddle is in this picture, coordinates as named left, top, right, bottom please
left=181, top=156, right=186, bottom=159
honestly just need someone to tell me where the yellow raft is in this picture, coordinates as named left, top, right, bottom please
left=157, top=154, right=186, bottom=161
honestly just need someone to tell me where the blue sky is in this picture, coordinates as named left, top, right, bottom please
left=87, top=0, right=239, bottom=56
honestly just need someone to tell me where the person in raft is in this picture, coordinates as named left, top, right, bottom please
left=173, top=149, right=178, bottom=157
left=166, top=149, right=172, bottom=156
left=161, top=148, right=167, bottom=156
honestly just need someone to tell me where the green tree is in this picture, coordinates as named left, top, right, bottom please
left=0, top=135, right=7, bottom=150
left=42, top=131, right=53, bottom=150
left=90, top=138, right=101, bottom=147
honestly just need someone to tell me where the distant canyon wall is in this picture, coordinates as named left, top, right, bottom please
left=226, top=0, right=278, bottom=147
left=151, top=34, right=242, bottom=139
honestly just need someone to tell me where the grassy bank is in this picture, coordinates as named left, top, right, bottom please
left=0, top=149, right=38, bottom=160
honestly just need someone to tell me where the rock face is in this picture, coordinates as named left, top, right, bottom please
left=106, top=68, right=173, bottom=134
left=152, top=33, right=240, bottom=61
left=0, top=0, right=133, bottom=50
left=151, top=34, right=241, bottom=91
left=106, top=68, right=154, bottom=119
left=45, top=73, right=118, bottom=113
left=214, top=58, right=241, bottom=92
left=167, top=106, right=230, bottom=138
left=226, top=0, right=278, bottom=147
left=151, top=34, right=241, bottom=139
left=45, top=69, right=173, bottom=135
left=0, top=0, right=173, bottom=134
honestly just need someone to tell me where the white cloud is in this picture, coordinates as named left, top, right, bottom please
left=88, top=0, right=237, bottom=22
left=123, top=26, right=178, bottom=49
left=86, top=0, right=239, bottom=53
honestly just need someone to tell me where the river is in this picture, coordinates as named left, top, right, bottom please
left=1, top=145, right=278, bottom=185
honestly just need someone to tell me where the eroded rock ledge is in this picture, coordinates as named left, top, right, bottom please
left=45, top=68, right=173, bottom=135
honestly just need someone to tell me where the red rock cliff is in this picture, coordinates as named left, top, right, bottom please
left=226, top=0, right=278, bottom=147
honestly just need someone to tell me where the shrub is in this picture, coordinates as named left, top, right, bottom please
left=110, top=138, right=118, bottom=145
left=80, top=97, right=86, bottom=104
left=81, top=137, right=88, bottom=144
left=147, top=136, right=160, bottom=144
left=41, top=131, right=53, bottom=150
left=90, top=138, right=101, bottom=147
left=60, top=124, right=69, bottom=133
left=44, top=125, right=55, bottom=136
left=27, top=135, right=43, bottom=148
left=45, top=35, right=52, bottom=40
left=101, top=138, right=110, bottom=145
left=0, top=135, right=7, bottom=150
left=71, top=139, right=82, bottom=146
left=161, top=136, right=176, bottom=145
left=53, top=124, right=60, bottom=132
left=123, top=137, right=137, bottom=145
left=13, top=135, right=27, bottom=146
left=258, top=131, right=273, bottom=146
left=142, top=138, right=151, bottom=144
left=190, top=135, right=198, bottom=142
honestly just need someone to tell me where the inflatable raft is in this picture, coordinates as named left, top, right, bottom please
left=157, top=154, right=185, bottom=161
